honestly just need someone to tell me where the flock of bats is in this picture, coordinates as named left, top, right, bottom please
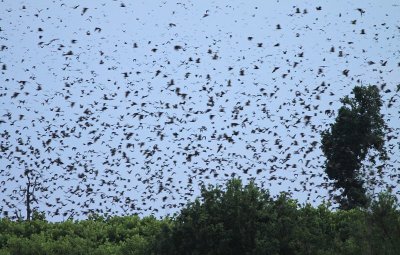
left=0, top=2, right=399, bottom=220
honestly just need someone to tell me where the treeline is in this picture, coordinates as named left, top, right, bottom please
left=1, top=179, right=399, bottom=255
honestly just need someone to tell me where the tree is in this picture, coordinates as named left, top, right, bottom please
left=20, top=169, right=45, bottom=221
left=367, top=192, right=400, bottom=254
left=0, top=129, right=51, bottom=221
left=155, top=179, right=278, bottom=255
left=321, top=85, right=388, bottom=209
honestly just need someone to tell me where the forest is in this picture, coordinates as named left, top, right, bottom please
left=0, top=180, right=399, bottom=255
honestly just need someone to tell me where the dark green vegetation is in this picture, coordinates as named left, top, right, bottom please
left=321, top=85, right=388, bottom=209
left=0, top=179, right=399, bottom=255
left=0, top=213, right=169, bottom=255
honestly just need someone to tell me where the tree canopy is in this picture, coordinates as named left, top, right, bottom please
left=154, top=179, right=400, bottom=255
left=1, top=179, right=400, bottom=254
left=321, top=85, right=388, bottom=209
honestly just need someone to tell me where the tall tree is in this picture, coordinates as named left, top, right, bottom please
left=20, top=169, right=41, bottom=221
left=321, top=85, right=388, bottom=209
left=0, top=132, right=49, bottom=221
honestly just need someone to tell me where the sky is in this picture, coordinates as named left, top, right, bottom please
left=0, top=0, right=399, bottom=221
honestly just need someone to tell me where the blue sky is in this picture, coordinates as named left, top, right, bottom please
left=1, top=0, right=399, bottom=220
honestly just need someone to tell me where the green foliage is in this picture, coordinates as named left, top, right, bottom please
left=153, top=179, right=400, bottom=255
left=321, top=85, right=387, bottom=209
left=156, top=179, right=275, bottom=255
left=367, top=192, right=400, bottom=254
left=0, top=179, right=399, bottom=254
left=0, top=214, right=168, bottom=255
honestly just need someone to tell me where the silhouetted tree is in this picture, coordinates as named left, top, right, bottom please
left=321, top=85, right=388, bottom=209
left=9, top=169, right=43, bottom=221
